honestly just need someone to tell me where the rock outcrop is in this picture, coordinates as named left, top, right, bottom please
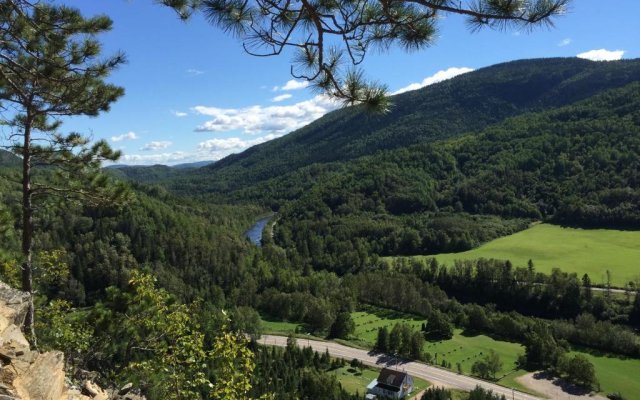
left=0, top=282, right=143, bottom=400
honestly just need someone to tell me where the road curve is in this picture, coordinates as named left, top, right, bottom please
left=258, top=334, right=541, bottom=400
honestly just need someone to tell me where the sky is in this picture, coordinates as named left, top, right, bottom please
left=46, top=0, right=640, bottom=165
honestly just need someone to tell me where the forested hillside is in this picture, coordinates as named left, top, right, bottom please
left=117, top=57, right=640, bottom=196
left=3, top=56, right=640, bottom=399
left=0, top=150, right=19, bottom=167
left=257, top=82, right=639, bottom=273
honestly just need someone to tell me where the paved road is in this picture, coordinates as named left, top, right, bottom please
left=258, top=335, right=541, bottom=400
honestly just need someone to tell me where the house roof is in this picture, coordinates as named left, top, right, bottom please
left=376, top=368, right=408, bottom=390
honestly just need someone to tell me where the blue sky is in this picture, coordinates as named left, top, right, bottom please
left=52, top=0, right=640, bottom=165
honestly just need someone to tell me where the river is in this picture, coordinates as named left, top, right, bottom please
left=245, top=215, right=274, bottom=247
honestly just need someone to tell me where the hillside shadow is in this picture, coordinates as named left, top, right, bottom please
left=359, top=304, right=424, bottom=321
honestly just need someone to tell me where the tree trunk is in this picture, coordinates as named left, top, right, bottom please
left=21, top=118, right=36, bottom=347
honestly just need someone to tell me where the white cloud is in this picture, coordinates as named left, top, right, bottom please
left=272, top=93, right=293, bottom=102
left=111, top=131, right=138, bottom=142
left=171, top=110, right=188, bottom=117
left=141, top=141, right=173, bottom=151
left=197, top=134, right=284, bottom=160
left=392, top=67, right=474, bottom=95
left=186, top=68, right=204, bottom=76
left=558, top=38, right=572, bottom=47
left=117, top=134, right=284, bottom=166
left=199, top=134, right=281, bottom=151
left=273, top=79, right=309, bottom=91
left=576, top=49, right=624, bottom=61
left=192, top=95, right=339, bottom=134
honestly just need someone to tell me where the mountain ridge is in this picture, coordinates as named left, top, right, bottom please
left=195, top=57, right=640, bottom=193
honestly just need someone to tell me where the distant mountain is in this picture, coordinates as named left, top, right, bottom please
left=95, top=57, right=640, bottom=264
left=0, top=150, right=20, bottom=168
left=172, top=161, right=214, bottom=169
left=187, top=57, right=640, bottom=194
left=105, top=160, right=214, bottom=182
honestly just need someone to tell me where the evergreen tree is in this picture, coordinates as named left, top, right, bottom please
left=409, top=331, right=424, bottom=360
left=328, top=311, right=355, bottom=339
left=629, top=290, right=640, bottom=327
left=582, top=273, right=592, bottom=301
left=0, top=0, right=125, bottom=340
left=425, top=310, right=453, bottom=340
left=375, top=326, right=389, bottom=352
left=421, top=386, right=452, bottom=400
left=163, top=0, right=569, bottom=109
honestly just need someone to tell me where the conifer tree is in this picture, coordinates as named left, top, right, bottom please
left=0, top=0, right=125, bottom=342
left=163, top=0, right=570, bottom=110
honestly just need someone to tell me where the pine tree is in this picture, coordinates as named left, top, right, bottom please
left=0, top=1, right=125, bottom=341
left=163, top=0, right=570, bottom=110
left=375, top=326, right=389, bottom=352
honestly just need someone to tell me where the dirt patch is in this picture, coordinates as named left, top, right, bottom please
left=516, top=371, right=607, bottom=400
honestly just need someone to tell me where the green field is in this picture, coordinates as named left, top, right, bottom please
left=352, top=306, right=425, bottom=346
left=260, top=317, right=303, bottom=335
left=331, top=365, right=429, bottom=398
left=423, top=329, right=524, bottom=378
left=422, top=224, right=640, bottom=287
left=350, top=308, right=531, bottom=391
left=571, top=349, right=640, bottom=398
left=350, top=308, right=640, bottom=398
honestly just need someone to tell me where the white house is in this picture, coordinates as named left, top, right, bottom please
left=365, top=368, right=414, bottom=399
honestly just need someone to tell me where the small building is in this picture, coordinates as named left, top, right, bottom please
left=366, top=368, right=414, bottom=399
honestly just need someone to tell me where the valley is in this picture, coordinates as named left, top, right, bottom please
left=2, top=51, right=640, bottom=400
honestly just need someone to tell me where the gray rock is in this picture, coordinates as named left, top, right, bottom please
left=0, top=283, right=29, bottom=327
left=118, top=383, right=133, bottom=395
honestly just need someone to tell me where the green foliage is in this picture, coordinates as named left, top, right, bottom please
left=329, top=311, right=355, bottom=339
left=425, top=310, right=453, bottom=340
left=523, top=322, right=566, bottom=369
left=121, top=272, right=212, bottom=399
left=164, top=0, right=567, bottom=109
left=123, top=58, right=640, bottom=203
left=421, top=387, right=452, bottom=400
left=251, top=344, right=359, bottom=399
left=470, top=350, right=502, bottom=380
left=375, top=326, right=389, bottom=352
left=468, top=386, right=506, bottom=400
left=85, top=271, right=265, bottom=400
left=36, top=300, right=91, bottom=364
left=556, top=353, right=598, bottom=390
left=0, top=258, right=20, bottom=288
left=35, top=250, right=70, bottom=288
left=431, top=223, right=640, bottom=288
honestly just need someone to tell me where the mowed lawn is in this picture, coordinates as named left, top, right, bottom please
left=331, top=365, right=429, bottom=398
left=260, top=317, right=303, bottom=335
left=570, top=350, right=640, bottom=399
left=261, top=308, right=640, bottom=398
left=429, top=224, right=640, bottom=287
left=352, top=306, right=424, bottom=346
left=351, top=309, right=528, bottom=387
left=424, top=329, right=524, bottom=379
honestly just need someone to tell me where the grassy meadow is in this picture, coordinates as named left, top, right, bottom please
left=260, top=317, right=303, bottom=335
left=349, top=308, right=640, bottom=399
left=571, top=349, right=640, bottom=398
left=352, top=305, right=425, bottom=346
left=413, top=223, right=640, bottom=287
left=260, top=305, right=640, bottom=398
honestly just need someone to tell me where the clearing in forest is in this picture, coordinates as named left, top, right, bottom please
left=427, top=224, right=640, bottom=287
